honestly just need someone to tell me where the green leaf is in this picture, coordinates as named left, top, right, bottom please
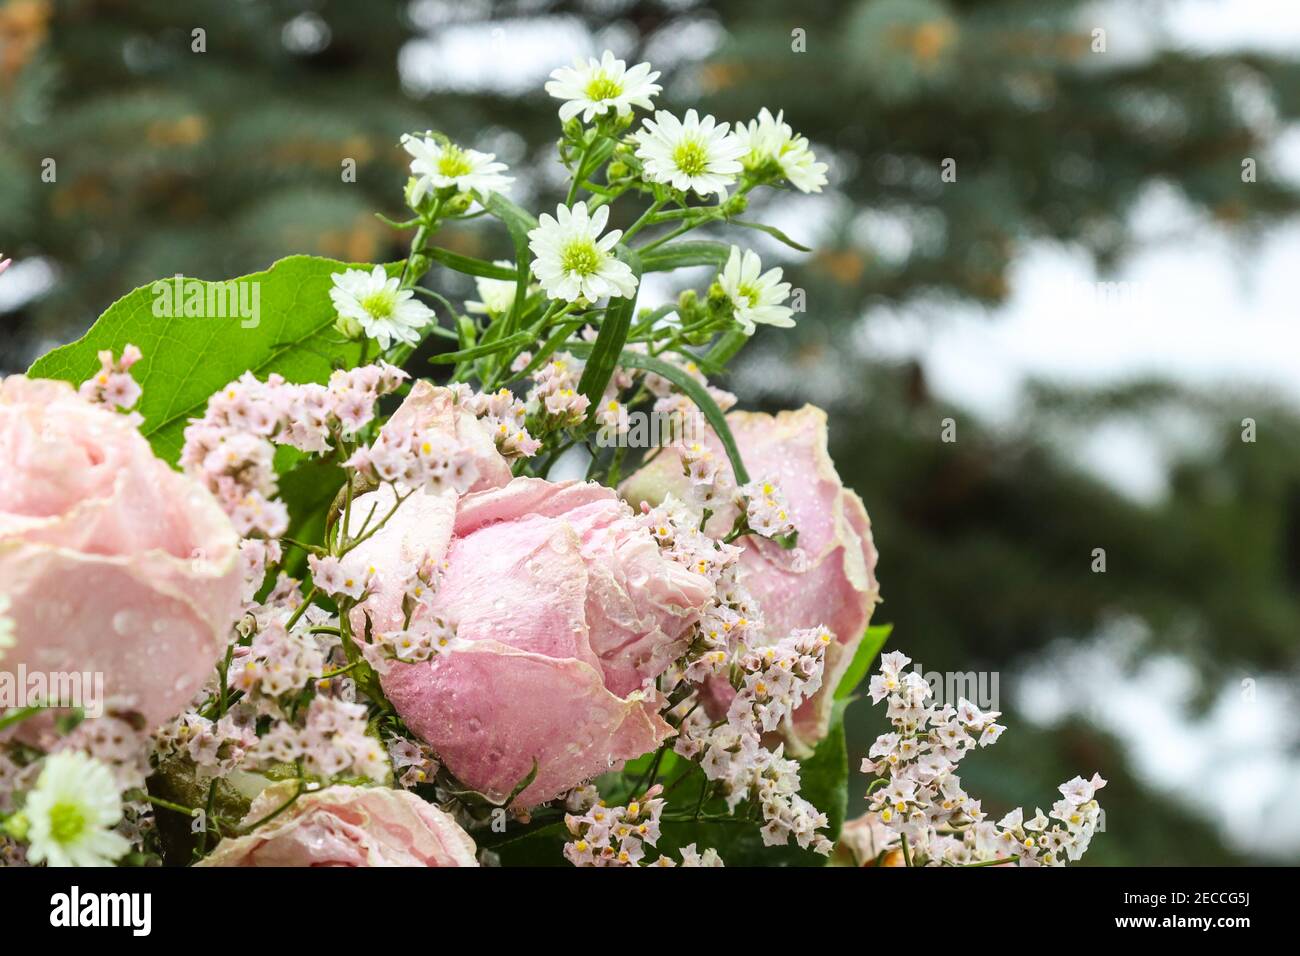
left=28, top=255, right=380, bottom=464
left=834, top=623, right=894, bottom=701
left=639, top=239, right=732, bottom=273
left=484, top=191, right=539, bottom=233
left=425, top=247, right=518, bottom=281
left=427, top=331, right=535, bottom=365
left=275, top=451, right=345, bottom=579
left=705, top=328, right=751, bottom=366
left=575, top=246, right=642, bottom=412
left=485, top=192, right=538, bottom=337
left=729, top=219, right=812, bottom=252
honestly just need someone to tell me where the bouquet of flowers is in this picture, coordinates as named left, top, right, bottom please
left=0, top=51, right=1103, bottom=868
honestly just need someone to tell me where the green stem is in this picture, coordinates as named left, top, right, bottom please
left=566, top=140, right=596, bottom=207
left=621, top=198, right=664, bottom=243
left=0, top=706, right=44, bottom=732
left=284, top=587, right=317, bottom=631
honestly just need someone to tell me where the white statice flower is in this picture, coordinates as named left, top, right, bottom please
left=733, top=108, right=828, bottom=193
left=679, top=843, right=725, bottom=867
left=545, top=50, right=661, bottom=124
left=329, top=265, right=434, bottom=351
left=718, top=246, right=794, bottom=332
left=528, top=201, right=638, bottom=302
left=858, top=648, right=1107, bottom=867
left=634, top=109, right=746, bottom=198
left=401, top=133, right=513, bottom=203
left=22, top=752, right=131, bottom=867
left=465, top=262, right=521, bottom=316
left=0, top=594, right=14, bottom=660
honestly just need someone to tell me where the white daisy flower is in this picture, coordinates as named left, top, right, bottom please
left=633, top=109, right=746, bottom=198
left=545, top=50, right=661, bottom=124
left=329, top=265, right=434, bottom=351
left=401, top=133, right=513, bottom=204
left=466, top=261, right=522, bottom=316
left=733, top=108, right=828, bottom=194
left=23, top=752, right=131, bottom=867
left=528, top=202, right=638, bottom=303
left=0, top=594, right=13, bottom=660
left=718, top=246, right=794, bottom=333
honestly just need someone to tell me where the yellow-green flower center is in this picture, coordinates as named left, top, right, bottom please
left=360, top=290, right=396, bottom=319
left=48, top=801, right=87, bottom=844
left=561, top=240, right=601, bottom=276
left=585, top=74, right=623, bottom=101
left=673, top=139, right=710, bottom=177
left=437, top=146, right=474, bottom=179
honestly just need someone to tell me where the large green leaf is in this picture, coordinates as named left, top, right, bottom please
left=28, top=255, right=377, bottom=464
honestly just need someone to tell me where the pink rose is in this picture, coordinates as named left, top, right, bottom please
left=197, top=783, right=478, bottom=867
left=348, top=477, right=715, bottom=807
left=621, top=404, right=880, bottom=752
left=0, top=376, right=242, bottom=731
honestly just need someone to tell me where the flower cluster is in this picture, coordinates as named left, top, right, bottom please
left=251, top=697, right=389, bottom=784
left=858, top=650, right=1106, bottom=867
left=562, top=785, right=723, bottom=867
left=181, top=362, right=407, bottom=536
left=229, top=618, right=333, bottom=707
left=78, top=343, right=143, bottom=413
left=452, top=384, right=542, bottom=459
left=637, top=494, right=765, bottom=681
left=529, top=352, right=591, bottom=427
left=728, top=626, right=833, bottom=732
left=361, top=611, right=458, bottom=675
left=388, top=738, right=440, bottom=790
left=671, top=625, right=835, bottom=855
left=738, top=479, right=798, bottom=540
left=734, top=108, right=829, bottom=194
left=155, top=711, right=258, bottom=779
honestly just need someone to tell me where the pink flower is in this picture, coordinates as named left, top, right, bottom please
left=621, top=404, right=880, bottom=753
left=0, top=376, right=242, bottom=732
left=197, top=783, right=478, bottom=867
left=348, top=477, right=715, bottom=807
left=380, top=380, right=513, bottom=492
